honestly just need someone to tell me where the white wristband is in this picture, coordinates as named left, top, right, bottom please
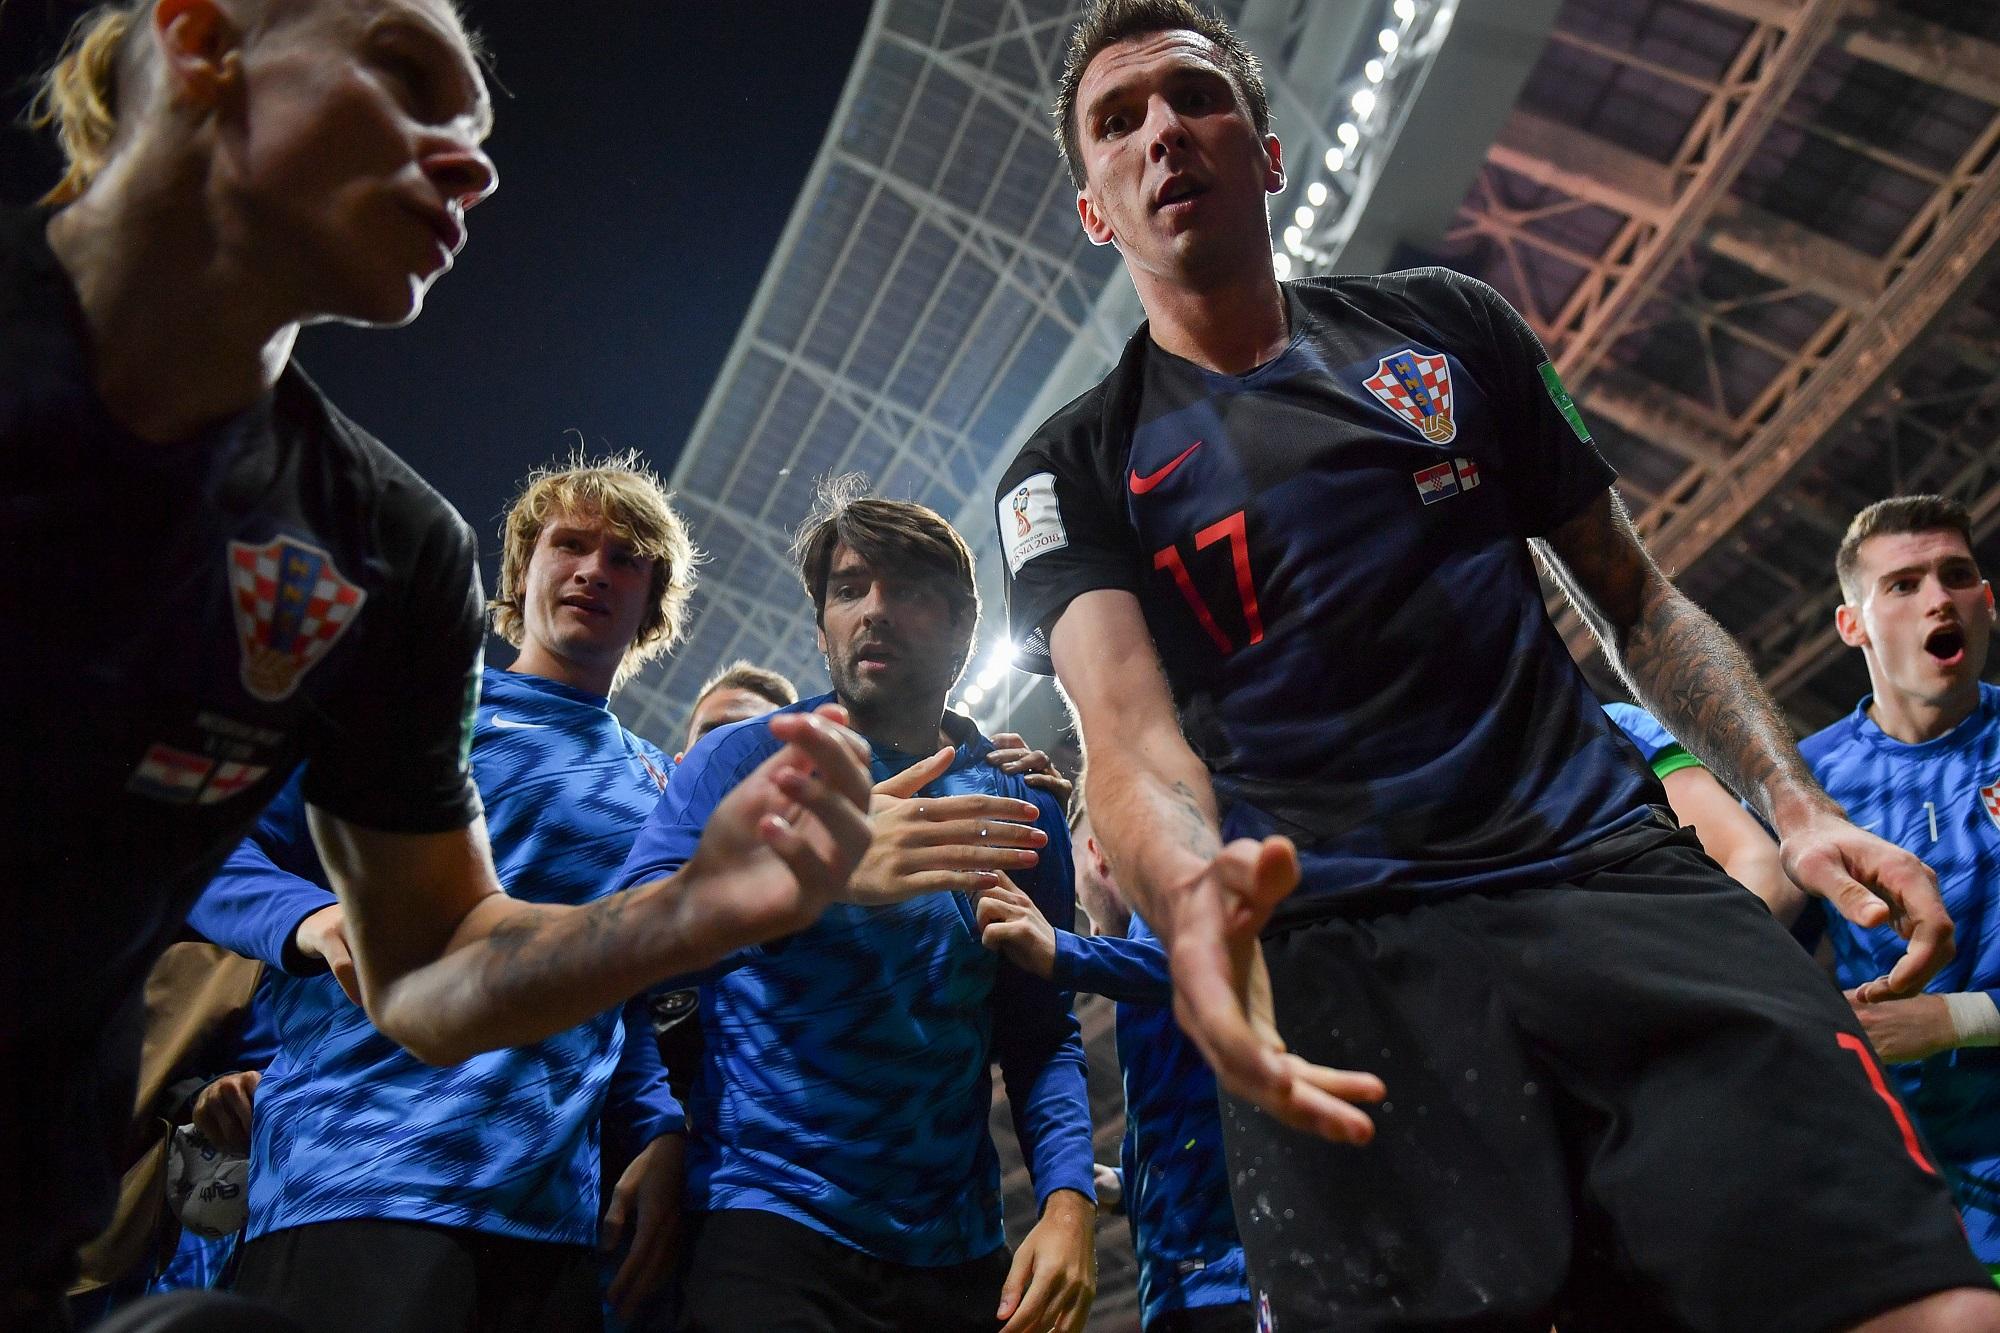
left=1943, top=991, right=2000, bottom=1047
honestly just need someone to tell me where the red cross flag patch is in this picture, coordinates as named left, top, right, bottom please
left=1981, top=782, right=2000, bottom=834
left=126, top=744, right=269, bottom=806
left=229, top=537, right=367, bottom=703
left=1363, top=348, right=1456, bottom=443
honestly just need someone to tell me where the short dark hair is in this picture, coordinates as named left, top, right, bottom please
left=694, top=660, right=798, bottom=712
left=1836, top=495, right=1975, bottom=602
left=1054, top=0, right=1270, bottom=190
left=790, top=473, right=979, bottom=642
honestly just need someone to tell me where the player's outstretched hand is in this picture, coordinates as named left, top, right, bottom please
left=974, top=877, right=1056, bottom=978
left=1782, top=810, right=1954, bottom=1000
left=1168, top=836, right=1385, bottom=1144
left=841, top=746, right=1047, bottom=906
left=985, top=731, right=1073, bottom=804
left=677, top=705, right=875, bottom=952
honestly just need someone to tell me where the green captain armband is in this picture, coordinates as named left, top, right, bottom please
left=1649, top=744, right=1703, bottom=782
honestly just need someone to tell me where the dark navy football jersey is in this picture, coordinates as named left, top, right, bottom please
left=0, top=205, right=483, bottom=1283
left=997, top=270, right=1670, bottom=903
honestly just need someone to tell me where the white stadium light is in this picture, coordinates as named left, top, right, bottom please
left=1283, top=225, right=1304, bottom=250
left=1365, top=59, right=1385, bottom=83
left=1379, top=27, right=1400, bottom=53
left=963, top=683, right=986, bottom=707
left=1306, top=180, right=1329, bottom=206
left=1351, top=89, right=1377, bottom=118
left=1337, top=121, right=1360, bottom=148
left=1394, top=0, right=1416, bottom=24
left=1294, top=205, right=1316, bottom=229
left=1324, top=146, right=1346, bottom=172
left=1272, top=251, right=1292, bottom=279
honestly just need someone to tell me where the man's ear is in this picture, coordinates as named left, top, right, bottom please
left=1263, top=133, right=1286, bottom=195
left=1077, top=191, right=1116, bottom=248
left=155, top=0, right=244, bottom=110
left=1834, top=601, right=1868, bottom=650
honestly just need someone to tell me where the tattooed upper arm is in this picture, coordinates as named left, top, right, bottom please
left=1533, top=489, right=1656, bottom=645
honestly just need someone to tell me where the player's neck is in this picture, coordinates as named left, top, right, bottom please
left=1865, top=676, right=1981, bottom=745
left=1137, top=265, right=1290, bottom=375
left=840, top=693, right=951, bottom=760
left=47, top=178, right=298, bottom=444
left=510, top=643, right=617, bottom=699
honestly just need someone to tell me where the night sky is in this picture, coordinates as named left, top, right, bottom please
left=0, top=0, right=871, bottom=594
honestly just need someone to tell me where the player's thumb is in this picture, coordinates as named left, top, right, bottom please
left=996, top=1247, right=1032, bottom=1318
left=1247, top=837, right=1300, bottom=913
left=875, top=746, right=953, bottom=800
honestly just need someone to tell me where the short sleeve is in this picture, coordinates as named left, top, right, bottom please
left=301, top=499, right=483, bottom=834
left=1439, top=272, right=1617, bottom=537
left=996, top=413, right=1143, bottom=676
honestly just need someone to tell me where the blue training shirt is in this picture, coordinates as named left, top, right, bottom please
left=1801, top=680, right=2000, bottom=1262
left=999, top=272, right=1673, bottom=909
left=617, top=695, right=1095, bottom=1266
left=189, top=667, right=683, bottom=1246
left=1053, top=918, right=1248, bottom=1324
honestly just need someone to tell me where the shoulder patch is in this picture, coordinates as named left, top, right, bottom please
left=1538, top=361, right=1592, bottom=443
left=1001, top=472, right=1068, bottom=574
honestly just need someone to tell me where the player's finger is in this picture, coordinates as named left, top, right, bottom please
left=768, top=711, right=873, bottom=805
left=1022, top=772, right=1072, bottom=795
left=906, top=794, right=1046, bottom=825
left=600, top=1188, right=630, bottom=1253
left=996, top=1266, right=1057, bottom=1333
left=1881, top=883, right=1954, bottom=997
left=995, top=1245, right=1033, bottom=1322
left=774, top=766, right=873, bottom=864
left=874, top=747, right=955, bottom=800
left=1812, top=863, right=1891, bottom=932
left=911, top=816, right=1048, bottom=850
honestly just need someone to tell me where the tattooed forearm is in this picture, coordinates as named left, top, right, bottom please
left=1540, top=491, right=1837, bottom=830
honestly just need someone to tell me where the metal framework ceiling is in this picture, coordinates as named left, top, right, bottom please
left=1431, top=0, right=2000, bottom=731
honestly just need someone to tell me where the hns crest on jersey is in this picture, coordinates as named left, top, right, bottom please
left=228, top=537, right=366, bottom=703
left=1981, top=782, right=2000, bottom=835
left=1413, top=457, right=1482, bottom=504
left=1363, top=348, right=1455, bottom=444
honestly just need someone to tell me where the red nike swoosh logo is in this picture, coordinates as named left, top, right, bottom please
left=1129, top=441, right=1202, bottom=494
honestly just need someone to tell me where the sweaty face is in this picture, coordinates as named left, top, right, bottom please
left=1843, top=530, right=1994, bottom=709
left=816, top=545, right=970, bottom=722
left=1072, top=30, right=1283, bottom=288
left=686, top=686, right=780, bottom=750
left=221, top=0, right=497, bottom=326
left=520, top=509, right=657, bottom=683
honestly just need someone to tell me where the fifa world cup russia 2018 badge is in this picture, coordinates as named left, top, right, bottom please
left=1363, top=348, right=1456, bottom=444
left=228, top=537, right=367, bottom=703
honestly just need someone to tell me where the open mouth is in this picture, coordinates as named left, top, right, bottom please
left=1924, top=624, right=1966, bottom=665
left=561, top=596, right=609, bottom=618
left=1154, top=179, right=1208, bottom=211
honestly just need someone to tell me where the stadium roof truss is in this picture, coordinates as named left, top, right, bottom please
left=1429, top=0, right=2000, bottom=729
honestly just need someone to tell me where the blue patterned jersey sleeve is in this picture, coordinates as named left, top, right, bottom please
left=992, top=799, right=1096, bottom=1211
left=1052, top=929, right=1171, bottom=1006
left=188, top=771, right=338, bottom=975
left=603, top=998, right=686, bottom=1164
